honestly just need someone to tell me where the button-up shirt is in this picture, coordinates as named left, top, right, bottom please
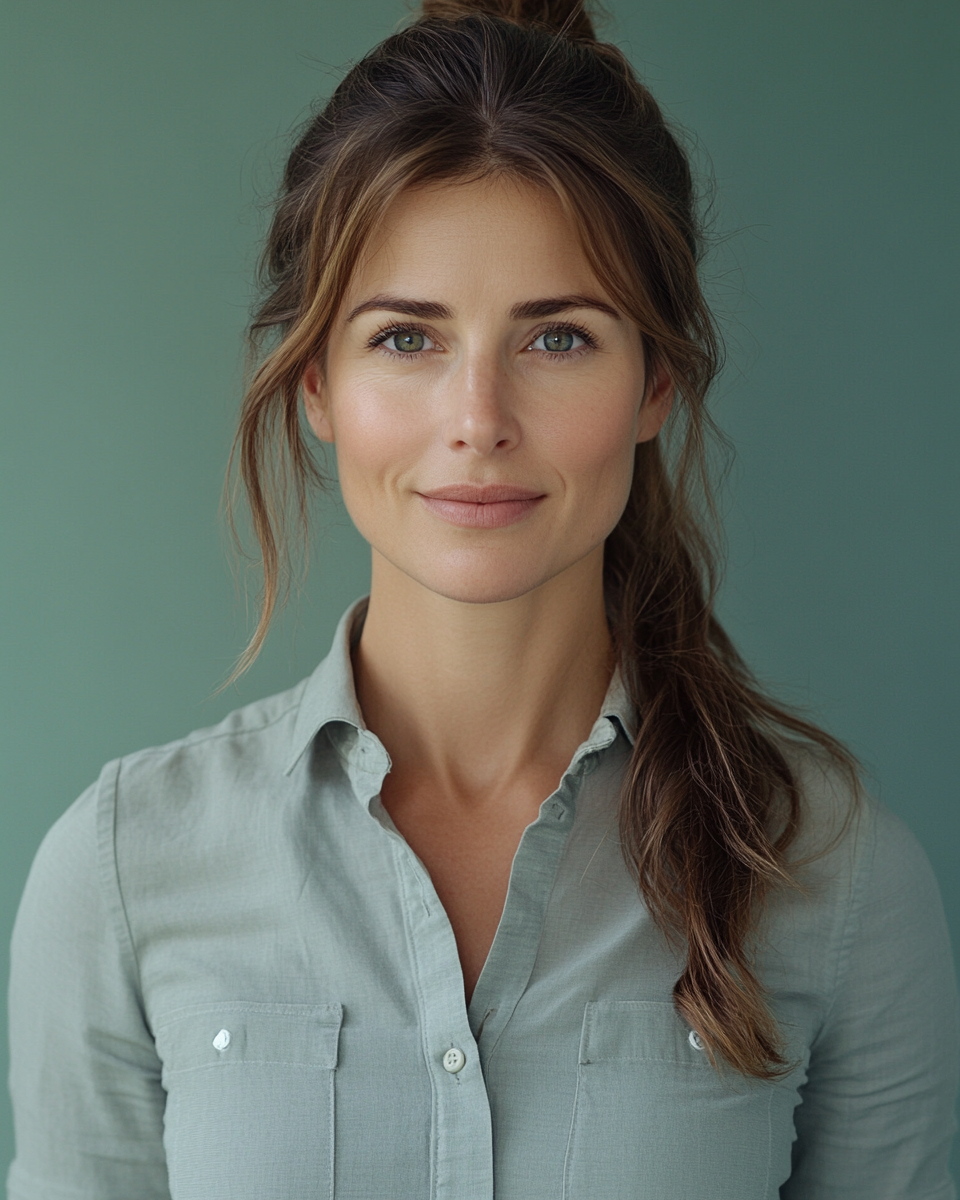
left=8, top=595, right=958, bottom=1199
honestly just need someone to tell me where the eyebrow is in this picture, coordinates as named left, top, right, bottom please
left=345, top=293, right=621, bottom=323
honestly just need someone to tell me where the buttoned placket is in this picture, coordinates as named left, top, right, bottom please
left=339, top=715, right=621, bottom=1200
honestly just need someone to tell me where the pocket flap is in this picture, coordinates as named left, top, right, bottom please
left=155, top=1001, right=343, bottom=1075
left=578, top=1000, right=704, bottom=1065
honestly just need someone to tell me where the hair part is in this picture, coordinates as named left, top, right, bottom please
left=227, top=0, right=860, bottom=1078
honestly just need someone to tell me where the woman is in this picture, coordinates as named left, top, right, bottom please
left=8, top=0, right=957, bottom=1197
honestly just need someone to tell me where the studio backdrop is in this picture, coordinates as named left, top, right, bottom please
left=1, top=0, right=958, bottom=1175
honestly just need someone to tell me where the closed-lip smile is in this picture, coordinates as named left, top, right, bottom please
left=418, top=483, right=545, bottom=503
left=416, top=483, right=546, bottom=528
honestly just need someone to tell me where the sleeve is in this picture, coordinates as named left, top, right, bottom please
left=782, top=801, right=959, bottom=1199
left=7, top=769, right=171, bottom=1200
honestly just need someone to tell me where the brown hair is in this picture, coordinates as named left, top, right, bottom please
left=229, top=0, right=859, bottom=1078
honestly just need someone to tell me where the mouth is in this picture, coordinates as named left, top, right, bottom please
left=418, top=484, right=544, bottom=503
left=416, top=483, right=546, bottom=529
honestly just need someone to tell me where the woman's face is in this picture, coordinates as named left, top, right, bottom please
left=302, top=176, right=672, bottom=605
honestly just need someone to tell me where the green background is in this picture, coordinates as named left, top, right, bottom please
left=2, top=0, right=958, bottom=1178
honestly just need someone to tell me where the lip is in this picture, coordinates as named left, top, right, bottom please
left=416, top=483, right=546, bottom=529
left=418, top=484, right=545, bottom=503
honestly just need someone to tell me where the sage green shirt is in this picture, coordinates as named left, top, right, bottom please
left=8, top=595, right=958, bottom=1199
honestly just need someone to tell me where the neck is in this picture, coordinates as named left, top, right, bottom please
left=352, top=546, right=615, bottom=807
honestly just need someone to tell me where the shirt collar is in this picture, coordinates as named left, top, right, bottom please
left=285, top=595, right=371, bottom=775
left=599, top=661, right=638, bottom=747
left=284, top=593, right=637, bottom=774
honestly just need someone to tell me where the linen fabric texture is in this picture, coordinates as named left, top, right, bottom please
left=7, top=595, right=959, bottom=1199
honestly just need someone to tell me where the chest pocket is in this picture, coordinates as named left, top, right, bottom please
left=155, top=1001, right=343, bottom=1200
left=563, top=1001, right=783, bottom=1200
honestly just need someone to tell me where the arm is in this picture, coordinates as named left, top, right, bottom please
left=7, top=771, right=170, bottom=1200
left=783, top=802, right=959, bottom=1199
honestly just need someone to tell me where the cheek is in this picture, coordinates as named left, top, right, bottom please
left=545, top=388, right=639, bottom=498
left=329, top=383, right=424, bottom=498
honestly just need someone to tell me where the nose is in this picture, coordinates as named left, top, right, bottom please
left=441, top=354, right=520, bottom=456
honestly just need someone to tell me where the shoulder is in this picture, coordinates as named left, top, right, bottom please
left=759, top=739, right=947, bottom=966
left=93, top=677, right=316, bottom=843
left=757, top=742, right=956, bottom=1079
left=764, top=739, right=952, bottom=998
left=113, top=676, right=309, bottom=795
left=779, top=737, right=938, bottom=900
left=25, top=678, right=312, bottom=900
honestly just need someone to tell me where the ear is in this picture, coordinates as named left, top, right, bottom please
left=635, top=359, right=674, bottom=444
left=302, top=359, right=335, bottom=443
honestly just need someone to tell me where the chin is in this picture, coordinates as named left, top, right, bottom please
left=384, top=545, right=560, bottom=606
left=416, top=545, right=597, bottom=606
left=423, top=576, right=545, bottom=606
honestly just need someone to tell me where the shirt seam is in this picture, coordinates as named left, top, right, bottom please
left=118, top=695, right=305, bottom=767
left=95, top=756, right=151, bottom=1033
left=804, top=800, right=872, bottom=1053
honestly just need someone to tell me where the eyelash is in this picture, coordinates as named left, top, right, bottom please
left=367, top=320, right=599, bottom=359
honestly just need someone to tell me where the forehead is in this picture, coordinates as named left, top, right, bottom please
left=344, top=176, right=607, bottom=306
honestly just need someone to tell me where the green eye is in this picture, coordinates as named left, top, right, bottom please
left=542, top=330, right=575, bottom=352
left=390, top=330, right=426, bottom=353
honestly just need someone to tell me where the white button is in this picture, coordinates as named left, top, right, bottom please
left=212, top=1029, right=231, bottom=1051
left=442, top=1047, right=466, bottom=1073
left=688, top=1029, right=705, bottom=1051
